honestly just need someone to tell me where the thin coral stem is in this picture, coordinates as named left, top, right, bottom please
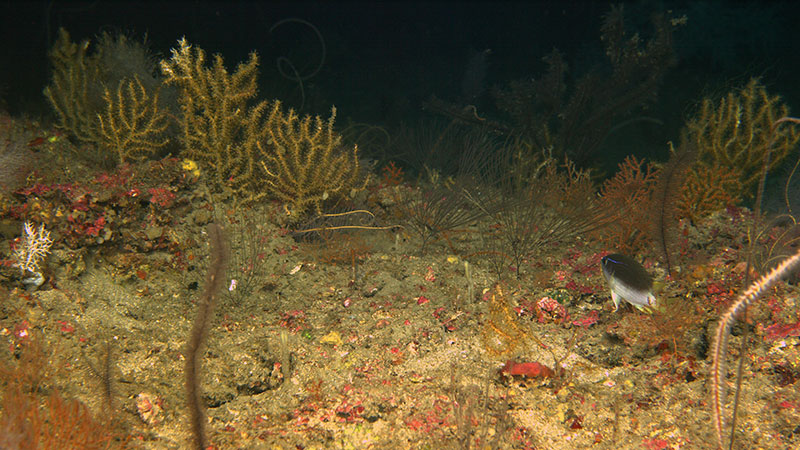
left=711, top=248, right=800, bottom=449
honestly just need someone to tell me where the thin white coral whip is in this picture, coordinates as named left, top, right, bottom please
left=711, top=248, right=800, bottom=449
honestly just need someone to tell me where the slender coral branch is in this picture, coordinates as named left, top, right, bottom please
left=711, top=248, right=800, bottom=449
left=185, top=223, right=229, bottom=449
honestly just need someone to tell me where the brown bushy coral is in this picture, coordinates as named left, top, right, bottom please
left=0, top=334, right=119, bottom=449
left=0, top=114, right=37, bottom=195
left=597, top=155, right=660, bottom=253
left=478, top=151, right=610, bottom=279
left=492, top=5, right=680, bottom=166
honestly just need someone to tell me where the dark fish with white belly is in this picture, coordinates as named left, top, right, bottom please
left=601, top=253, right=656, bottom=311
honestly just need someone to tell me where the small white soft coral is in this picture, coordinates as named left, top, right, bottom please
left=12, top=221, right=53, bottom=287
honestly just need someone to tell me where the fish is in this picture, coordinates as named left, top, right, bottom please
left=601, top=253, right=657, bottom=311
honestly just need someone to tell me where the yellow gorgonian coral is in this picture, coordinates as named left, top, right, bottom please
left=686, top=79, right=800, bottom=197
left=677, top=162, right=740, bottom=222
left=161, top=39, right=368, bottom=215
left=257, top=101, right=367, bottom=217
left=45, top=29, right=168, bottom=167
left=160, top=37, right=262, bottom=197
left=96, top=75, right=169, bottom=164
